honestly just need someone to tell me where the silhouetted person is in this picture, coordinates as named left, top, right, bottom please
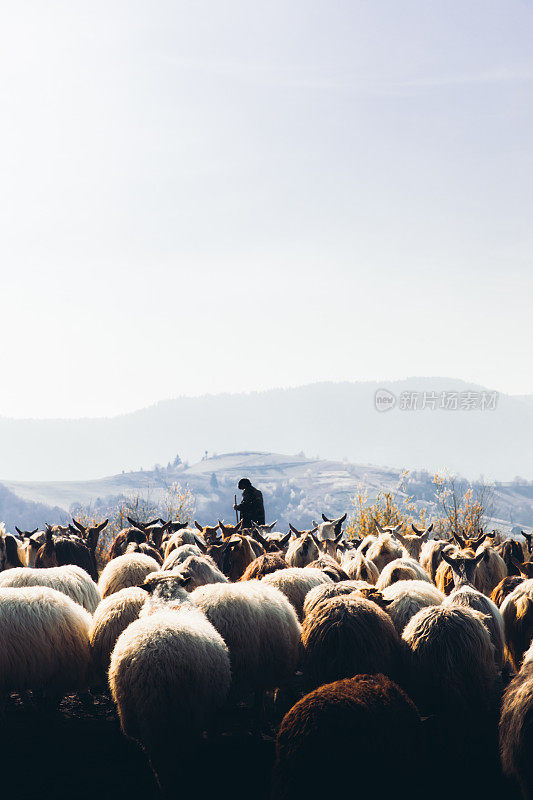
left=234, top=478, right=265, bottom=528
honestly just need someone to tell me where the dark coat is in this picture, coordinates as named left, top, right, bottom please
left=236, top=485, right=265, bottom=528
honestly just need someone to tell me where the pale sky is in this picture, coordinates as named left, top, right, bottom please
left=1, top=0, right=532, bottom=419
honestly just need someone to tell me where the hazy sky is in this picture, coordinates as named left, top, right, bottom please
left=1, top=0, right=532, bottom=419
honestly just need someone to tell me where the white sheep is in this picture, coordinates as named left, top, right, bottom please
left=285, top=533, right=319, bottom=568
left=98, top=552, right=160, bottom=599
left=161, top=544, right=202, bottom=571
left=443, top=584, right=505, bottom=669
left=89, top=587, right=147, bottom=680
left=261, top=567, right=333, bottom=620
left=302, top=580, right=373, bottom=618
left=341, top=551, right=379, bottom=584
left=0, top=586, right=91, bottom=700
left=376, top=558, right=431, bottom=591
left=168, top=555, right=228, bottom=590
left=108, top=573, right=231, bottom=794
left=0, top=564, right=100, bottom=613
left=163, top=529, right=206, bottom=559
left=381, top=579, right=444, bottom=633
left=191, top=580, right=301, bottom=702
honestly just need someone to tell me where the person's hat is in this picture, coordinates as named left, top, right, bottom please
left=238, top=478, right=252, bottom=489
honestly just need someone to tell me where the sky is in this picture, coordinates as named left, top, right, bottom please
left=1, top=0, right=532, bottom=419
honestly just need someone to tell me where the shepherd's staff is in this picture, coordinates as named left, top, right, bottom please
left=234, top=494, right=238, bottom=524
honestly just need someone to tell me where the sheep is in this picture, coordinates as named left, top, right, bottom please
left=402, top=605, right=498, bottom=725
left=250, top=527, right=291, bottom=554
left=307, top=555, right=349, bottom=582
left=499, top=639, right=533, bottom=800
left=0, top=531, right=26, bottom=570
left=392, top=523, right=434, bottom=561
left=500, top=579, right=533, bottom=671
left=163, top=528, right=206, bottom=559
left=193, top=521, right=221, bottom=544
left=435, top=545, right=478, bottom=595
left=381, top=580, right=445, bottom=634
left=365, top=532, right=403, bottom=573
left=491, top=576, right=524, bottom=607
left=261, top=567, right=333, bottom=620
left=14, top=528, right=44, bottom=567
left=36, top=525, right=98, bottom=581
left=89, top=587, right=147, bottom=681
left=285, top=527, right=319, bottom=568
left=420, top=538, right=453, bottom=582
left=98, top=552, right=160, bottom=599
left=300, top=594, right=402, bottom=692
left=356, top=533, right=378, bottom=557
left=473, top=541, right=508, bottom=596
left=0, top=564, right=100, bottom=613
left=375, top=557, right=431, bottom=591
left=191, top=580, right=301, bottom=705
left=497, top=538, right=527, bottom=577
left=0, top=586, right=91, bottom=704
left=207, top=534, right=256, bottom=581
left=302, top=580, right=372, bottom=618
left=161, top=544, right=203, bottom=571
left=108, top=527, right=150, bottom=560
left=124, top=540, right=163, bottom=564
left=108, top=573, right=231, bottom=794
left=313, top=513, right=346, bottom=559
left=169, top=554, right=228, bottom=590
left=444, top=585, right=505, bottom=669
left=341, top=550, right=379, bottom=584
left=272, top=673, right=423, bottom=800
left=240, top=553, right=287, bottom=581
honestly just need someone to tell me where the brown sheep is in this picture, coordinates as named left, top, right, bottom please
left=240, top=553, right=287, bottom=581
left=500, top=641, right=533, bottom=800
left=301, top=595, right=402, bottom=692
left=491, top=576, right=524, bottom=608
left=501, top=580, right=533, bottom=671
left=272, top=674, right=423, bottom=800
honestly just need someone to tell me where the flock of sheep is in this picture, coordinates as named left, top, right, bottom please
left=2, top=513, right=533, bottom=799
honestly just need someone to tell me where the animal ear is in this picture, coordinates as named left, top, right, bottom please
left=312, top=520, right=319, bottom=528
left=194, top=521, right=203, bottom=531
left=127, top=517, right=145, bottom=530
left=374, top=519, right=386, bottom=535
left=68, top=524, right=78, bottom=535
left=279, top=532, right=291, bottom=548
left=453, top=531, right=466, bottom=549
left=426, top=523, right=434, bottom=535
left=441, top=550, right=454, bottom=566
left=334, top=531, right=343, bottom=544
left=96, top=519, right=109, bottom=533
left=235, top=520, right=243, bottom=531
left=338, top=513, right=347, bottom=524
left=15, top=526, right=22, bottom=536
left=289, top=524, right=301, bottom=537
left=411, top=524, right=423, bottom=535
left=252, top=528, right=269, bottom=549
left=71, top=518, right=86, bottom=534
left=322, top=513, right=331, bottom=522
left=474, top=550, right=487, bottom=566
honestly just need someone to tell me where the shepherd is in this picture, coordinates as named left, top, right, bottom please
left=233, top=478, right=265, bottom=529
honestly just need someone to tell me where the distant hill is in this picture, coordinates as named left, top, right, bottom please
left=0, top=378, right=530, bottom=482
left=3, top=450, right=533, bottom=533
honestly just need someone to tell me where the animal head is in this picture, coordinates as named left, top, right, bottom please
left=374, top=520, right=402, bottom=537
left=71, top=518, right=108, bottom=553
left=218, top=520, right=243, bottom=539
left=452, top=529, right=488, bottom=551
left=521, top=531, right=533, bottom=554
left=391, top=523, right=434, bottom=559
left=251, top=527, right=291, bottom=553
left=440, top=548, right=486, bottom=588
left=321, top=513, right=347, bottom=537
left=194, top=521, right=220, bottom=543
left=511, top=557, right=533, bottom=579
